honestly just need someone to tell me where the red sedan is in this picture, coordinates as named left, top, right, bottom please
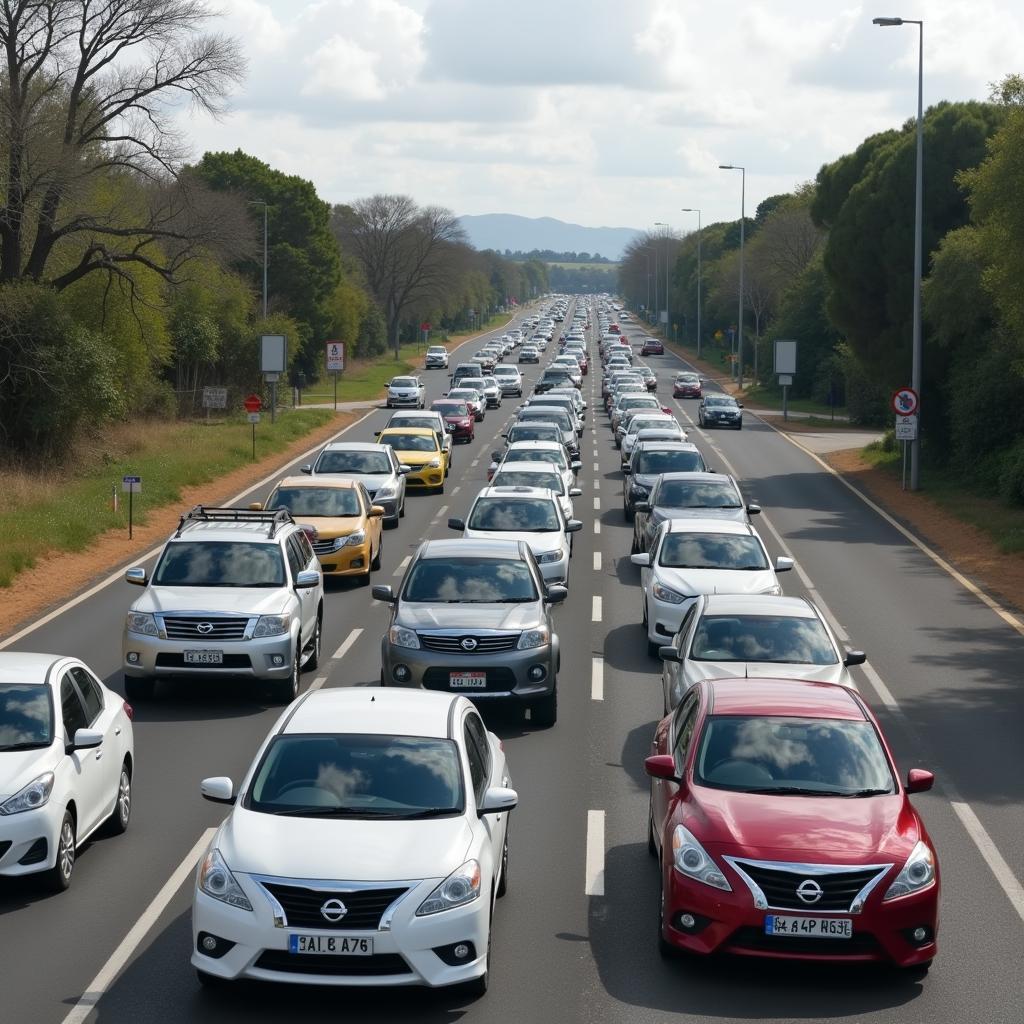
left=430, top=399, right=475, bottom=442
left=673, top=373, right=703, bottom=399
left=646, top=678, right=938, bottom=971
left=641, top=338, right=664, bottom=355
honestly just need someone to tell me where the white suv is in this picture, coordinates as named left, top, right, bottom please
left=122, top=507, right=325, bottom=704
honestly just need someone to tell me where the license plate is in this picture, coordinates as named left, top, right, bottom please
left=183, top=650, right=223, bottom=665
left=764, top=916, right=852, bottom=939
left=289, top=934, right=373, bottom=956
left=450, top=671, right=486, bottom=689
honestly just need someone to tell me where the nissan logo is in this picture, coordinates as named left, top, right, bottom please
left=320, top=898, right=348, bottom=922
left=460, top=637, right=478, bottom=651
left=796, top=879, right=823, bottom=905
left=195, top=622, right=213, bottom=634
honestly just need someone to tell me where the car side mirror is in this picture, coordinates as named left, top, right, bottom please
left=447, top=517, right=465, bottom=531
left=69, top=728, right=103, bottom=753
left=125, top=567, right=147, bottom=586
left=372, top=584, right=396, bottom=603
left=906, top=769, right=934, bottom=794
left=843, top=649, right=867, bottom=667
left=571, top=461, right=582, bottom=472
left=369, top=505, right=385, bottom=518
left=200, top=777, right=236, bottom=805
left=746, top=504, right=761, bottom=515
left=373, top=430, right=382, bottom=437
left=566, top=520, right=583, bottom=533
left=248, top=502, right=263, bottom=511
left=644, top=755, right=680, bottom=782
left=774, top=556, right=794, bottom=572
left=491, top=450, right=501, bottom=461
left=300, top=464, right=312, bottom=475
left=737, top=402, right=744, bottom=408
left=630, top=553, right=650, bottom=567
left=569, top=487, right=582, bottom=498
left=622, top=467, right=632, bottom=476
left=295, top=569, right=320, bottom=589
left=658, top=646, right=682, bottom=663
left=634, top=501, right=651, bottom=513
left=545, top=584, right=568, bottom=604
left=399, top=465, right=412, bottom=475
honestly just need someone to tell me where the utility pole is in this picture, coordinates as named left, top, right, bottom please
left=682, top=208, right=702, bottom=356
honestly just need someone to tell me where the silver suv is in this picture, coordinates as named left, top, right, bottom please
left=122, top=507, right=324, bottom=704
left=373, top=538, right=566, bottom=727
left=302, top=441, right=409, bottom=524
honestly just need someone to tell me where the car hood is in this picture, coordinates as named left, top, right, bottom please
left=463, top=528, right=563, bottom=555
left=683, top=661, right=850, bottom=687
left=292, top=514, right=366, bottom=539
left=0, top=744, right=59, bottom=801
left=397, top=602, right=543, bottom=631
left=652, top=506, right=747, bottom=524
left=314, top=472, right=395, bottom=493
left=654, top=566, right=777, bottom=598
left=133, top=586, right=291, bottom=616
left=688, top=789, right=919, bottom=861
left=392, top=450, right=438, bottom=467
left=220, top=807, right=475, bottom=882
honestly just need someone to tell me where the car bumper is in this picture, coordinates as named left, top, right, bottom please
left=367, top=495, right=400, bottom=520
left=387, top=396, right=422, bottom=407
left=122, top=629, right=297, bottom=681
left=647, top=593, right=697, bottom=643
left=661, top=865, right=938, bottom=967
left=425, top=360, right=447, bottom=369
left=316, top=539, right=373, bottom=576
left=192, top=878, right=491, bottom=988
left=0, top=802, right=64, bottom=878
left=405, top=468, right=445, bottom=489
left=497, top=384, right=522, bottom=396
left=485, top=395, right=502, bottom=407
left=703, top=415, right=741, bottom=427
left=446, top=424, right=474, bottom=441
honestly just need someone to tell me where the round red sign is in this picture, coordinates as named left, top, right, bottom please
left=243, top=394, right=262, bottom=413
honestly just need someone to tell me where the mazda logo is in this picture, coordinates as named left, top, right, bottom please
left=796, top=879, right=823, bottom=905
left=195, top=622, right=213, bottom=634
left=460, top=637, right=478, bottom=651
left=320, top=898, right=348, bottom=922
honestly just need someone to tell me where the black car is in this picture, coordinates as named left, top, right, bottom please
left=535, top=367, right=574, bottom=393
left=622, top=441, right=708, bottom=521
left=697, top=394, right=743, bottom=429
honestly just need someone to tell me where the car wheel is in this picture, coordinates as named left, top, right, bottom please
left=625, top=505, right=635, bottom=523
left=271, top=644, right=301, bottom=704
left=399, top=498, right=406, bottom=519
left=531, top=685, right=558, bottom=728
left=124, top=675, right=155, bottom=701
left=44, top=811, right=76, bottom=892
left=658, top=890, right=676, bottom=959
left=736, top=422, right=743, bottom=430
left=648, top=804, right=658, bottom=857
left=496, top=826, right=510, bottom=898
left=105, top=761, right=132, bottom=836
left=305, top=615, right=323, bottom=671
left=460, top=917, right=491, bottom=999
left=371, top=539, right=382, bottom=571
left=196, top=969, right=230, bottom=989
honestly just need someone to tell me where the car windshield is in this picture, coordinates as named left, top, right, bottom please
left=403, top=556, right=539, bottom=603
left=433, top=402, right=468, bottom=416
left=493, top=367, right=516, bottom=377
left=508, top=425, right=560, bottom=444
left=706, top=396, right=738, bottom=408
left=690, top=614, right=838, bottom=664
left=493, top=470, right=563, bottom=494
left=676, top=374, right=699, bottom=383
left=427, top=347, right=446, bottom=354
left=449, top=390, right=479, bottom=402
left=267, top=486, right=362, bottom=517
left=462, top=378, right=487, bottom=390
left=390, top=417, right=437, bottom=432
left=636, top=450, right=704, bottom=474
left=468, top=498, right=560, bottom=532
left=315, top=451, right=392, bottom=474
left=659, top=533, right=767, bottom=570
left=694, top=716, right=895, bottom=796
left=391, top=378, right=418, bottom=388
left=153, top=541, right=286, bottom=587
left=620, top=397, right=658, bottom=411
left=0, top=683, right=54, bottom=750
left=655, top=480, right=741, bottom=508
left=509, top=448, right=566, bottom=469
left=520, top=410, right=571, bottom=430
left=248, top=734, right=464, bottom=817
left=629, top=417, right=673, bottom=435
left=381, top=433, right=437, bottom=452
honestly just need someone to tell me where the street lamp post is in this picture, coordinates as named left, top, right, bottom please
left=644, top=250, right=651, bottom=315
left=874, top=15, right=924, bottom=491
left=652, top=241, right=660, bottom=328
left=247, top=200, right=269, bottom=319
left=682, top=208, right=702, bottom=356
left=655, top=222, right=670, bottom=339
left=719, top=165, right=746, bottom=388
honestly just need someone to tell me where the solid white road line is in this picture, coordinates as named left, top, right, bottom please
left=332, top=627, right=363, bottom=661
left=61, top=828, right=217, bottom=1024
left=593, top=551, right=602, bottom=572
left=585, top=810, right=606, bottom=896
left=591, top=656, right=604, bottom=701
left=592, top=596, right=602, bottom=622
left=951, top=800, right=1024, bottom=927
left=393, top=556, right=411, bottom=576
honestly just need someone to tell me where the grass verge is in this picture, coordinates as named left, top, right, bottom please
left=742, top=384, right=848, bottom=419
left=0, top=409, right=335, bottom=587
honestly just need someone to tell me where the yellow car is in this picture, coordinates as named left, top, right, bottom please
left=376, top=427, right=447, bottom=494
left=253, top=476, right=384, bottom=583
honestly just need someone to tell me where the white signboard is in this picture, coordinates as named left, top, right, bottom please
left=202, top=386, right=227, bottom=409
left=121, top=475, right=142, bottom=493
left=326, top=341, right=345, bottom=372
left=774, top=339, right=797, bottom=375
left=260, top=334, right=287, bottom=373
left=778, top=374, right=793, bottom=386
left=895, top=414, right=918, bottom=440
left=247, top=412, right=261, bottom=424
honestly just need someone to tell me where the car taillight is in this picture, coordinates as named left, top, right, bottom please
left=123, top=700, right=134, bottom=721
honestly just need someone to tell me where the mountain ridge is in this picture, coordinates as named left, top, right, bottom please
left=459, top=213, right=639, bottom=262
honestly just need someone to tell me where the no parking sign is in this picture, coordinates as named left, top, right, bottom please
left=891, top=387, right=919, bottom=416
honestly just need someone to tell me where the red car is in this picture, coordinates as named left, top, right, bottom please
left=641, top=338, right=664, bottom=355
left=430, top=399, right=475, bottom=442
left=673, top=374, right=703, bottom=399
left=609, top=324, right=622, bottom=334
left=646, top=678, right=938, bottom=971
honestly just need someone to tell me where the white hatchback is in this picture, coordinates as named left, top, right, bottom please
left=192, top=689, right=515, bottom=996
left=0, top=653, right=134, bottom=891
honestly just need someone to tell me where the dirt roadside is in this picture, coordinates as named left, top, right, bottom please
left=0, top=409, right=362, bottom=642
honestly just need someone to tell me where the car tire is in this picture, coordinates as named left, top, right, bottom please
left=271, top=644, right=301, bottom=704
left=658, top=890, right=676, bottom=959
left=125, top=675, right=155, bottom=701
left=196, top=969, right=229, bottom=989
left=531, top=686, right=558, bottom=728
left=105, top=761, right=132, bottom=836
left=460, top=922, right=491, bottom=999
left=399, top=498, right=406, bottom=519
left=496, top=826, right=510, bottom=898
left=625, top=506, right=635, bottom=523
left=648, top=804, right=658, bottom=858
left=305, top=615, right=322, bottom=671
left=44, top=810, right=76, bottom=893
left=371, top=540, right=382, bottom=571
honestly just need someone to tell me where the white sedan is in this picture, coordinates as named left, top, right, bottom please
left=192, top=688, right=515, bottom=996
left=385, top=376, right=425, bottom=409
left=0, top=653, right=134, bottom=891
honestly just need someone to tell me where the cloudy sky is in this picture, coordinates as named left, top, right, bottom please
left=178, top=0, right=1024, bottom=233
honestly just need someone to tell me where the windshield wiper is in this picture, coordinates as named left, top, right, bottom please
left=398, top=807, right=460, bottom=819
left=739, top=786, right=836, bottom=796
left=268, top=806, right=396, bottom=817
left=840, top=788, right=894, bottom=798
left=0, top=741, right=49, bottom=751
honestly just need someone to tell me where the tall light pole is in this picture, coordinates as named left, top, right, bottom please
left=874, top=15, right=924, bottom=491
left=644, top=250, right=651, bottom=315
left=652, top=240, right=660, bottom=328
left=247, top=200, right=269, bottom=319
left=719, top=165, right=746, bottom=387
left=682, top=208, right=702, bottom=357
left=655, top=221, right=670, bottom=339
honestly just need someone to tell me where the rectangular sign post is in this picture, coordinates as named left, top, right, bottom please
left=261, top=335, right=287, bottom=424
left=122, top=476, right=141, bottom=539
left=326, top=341, right=345, bottom=412
left=774, top=340, right=798, bottom=422
left=895, top=415, right=918, bottom=491
left=202, top=386, right=227, bottom=422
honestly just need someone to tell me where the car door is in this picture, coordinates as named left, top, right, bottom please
left=464, top=711, right=503, bottom=878
left=664, top=604, right=699, bottom=712
left=358, top=484, right=381, bottom=553
left=68, top=666, right=122, bottom=820
left=651, top=691, right=700, bottom=853
left=59, top=671, right=108, bottom=838
left=286, top=533, right=318, bottom=642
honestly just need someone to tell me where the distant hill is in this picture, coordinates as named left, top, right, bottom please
left=459, top=214, right=639, bottom=262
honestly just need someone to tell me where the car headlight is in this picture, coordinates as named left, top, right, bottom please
left=126, top=611, right=159, bottom=636
left=198, top=848, right=253, bottom=911
left=416, top=859, right=482, bottom=916
left=762, top=584, right=783, bottom=596
left=671, top=824, right=732, bottom=891
left=536, top=550, right=562, bottom=564
left=630, top=484, right=650, bottom=499
left=253, top=613, right=290, bottom=638
left=375, top=483, right=398, bottom=499
left=884, top=840, right=936, bottom=900
left=652, top=581, right=688, bottom=605
left=0, top=772, right=54, bottom=815
left=388, top=624, right=420, bottom=649
left=517, top=627, right=550, bottom=650
left=341, top=530, right=366, bottom=547
left=426, top=458, right=442, bottom=469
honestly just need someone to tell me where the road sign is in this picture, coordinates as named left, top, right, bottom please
left=121, top=475, right=142, bottom=493
left=895, top=414, right=918, bottom=440
left=891, top=387, right=919, bottom=416
left=420, top=321, right=431, bottom=332
left=778, top=374, right=793, bottom=386
left=260, top=335, right=287, bottom=373
left=243, top=394, right=262, bottom=413
left=774, top=339, right=797, bottom=375
left=263, top=372, right=280, bottom=383
left=326, top=341, right=345, bottom=372
left=247, top=412, right=261, bottom=424
left=202, top=386, right=227, bottom=409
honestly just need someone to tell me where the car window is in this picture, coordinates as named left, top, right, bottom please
left=285, top=535, right=306, bottom=579
left=690, top=614, right=839, bottom=665
left=316, top=450, right=392, bottom=474
left=60, top=674, right=88, bottom=740
left=675, top=604, right=699, bottom=652
left=381, top=433, right=437, bottom=452
left=402, top=557, right=538, bottom=602
left=0, top=683, right=54, bottom=749
left=655, top=480, right=741, bottom=509
left=464, top=719, right=488, bottom=804
left=69, top=666, right=104, bottom=723
left=636, top=450, right=705, bottom=475
left=659, top=533, right=767, bottom=570
left=672, top=692, right=699, bottom=770
left=153, top=541, right=286, bottom=587
left=493, top=470, right=562, bottom=494
left=268, top=486, right=362, bottom=517
left=468, top=498, right=560, bottom=532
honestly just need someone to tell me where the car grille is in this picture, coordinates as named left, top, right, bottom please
left=254, top=951, right=412, bottom=977
left=311, top=538, right=340, bottom=556
left=161, top=616, right=250, bottom=640
left=727, top=927, right=881, bottom=957
left=260, top=883, right=409, bottom=930
left=731, top=861, right=889, bottom=913
left=154, top=654, right=252, bottom=669
left=423, top=667, right=519, bottom=692
left=419, top=633, right=520, bottom=654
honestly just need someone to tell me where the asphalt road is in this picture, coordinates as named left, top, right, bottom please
left=2, top=301, right=1024, bottom=1024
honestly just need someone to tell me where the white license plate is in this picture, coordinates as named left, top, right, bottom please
left=764, top=916, right=852, bottom=939
left=183, top=650, right=223, bottom=665
left=289, top=934, right=373, bottom=956
left=450, top=672, right=487, bottom=689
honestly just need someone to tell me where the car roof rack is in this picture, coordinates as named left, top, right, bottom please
left=175, top=505, right=294, bottom=539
